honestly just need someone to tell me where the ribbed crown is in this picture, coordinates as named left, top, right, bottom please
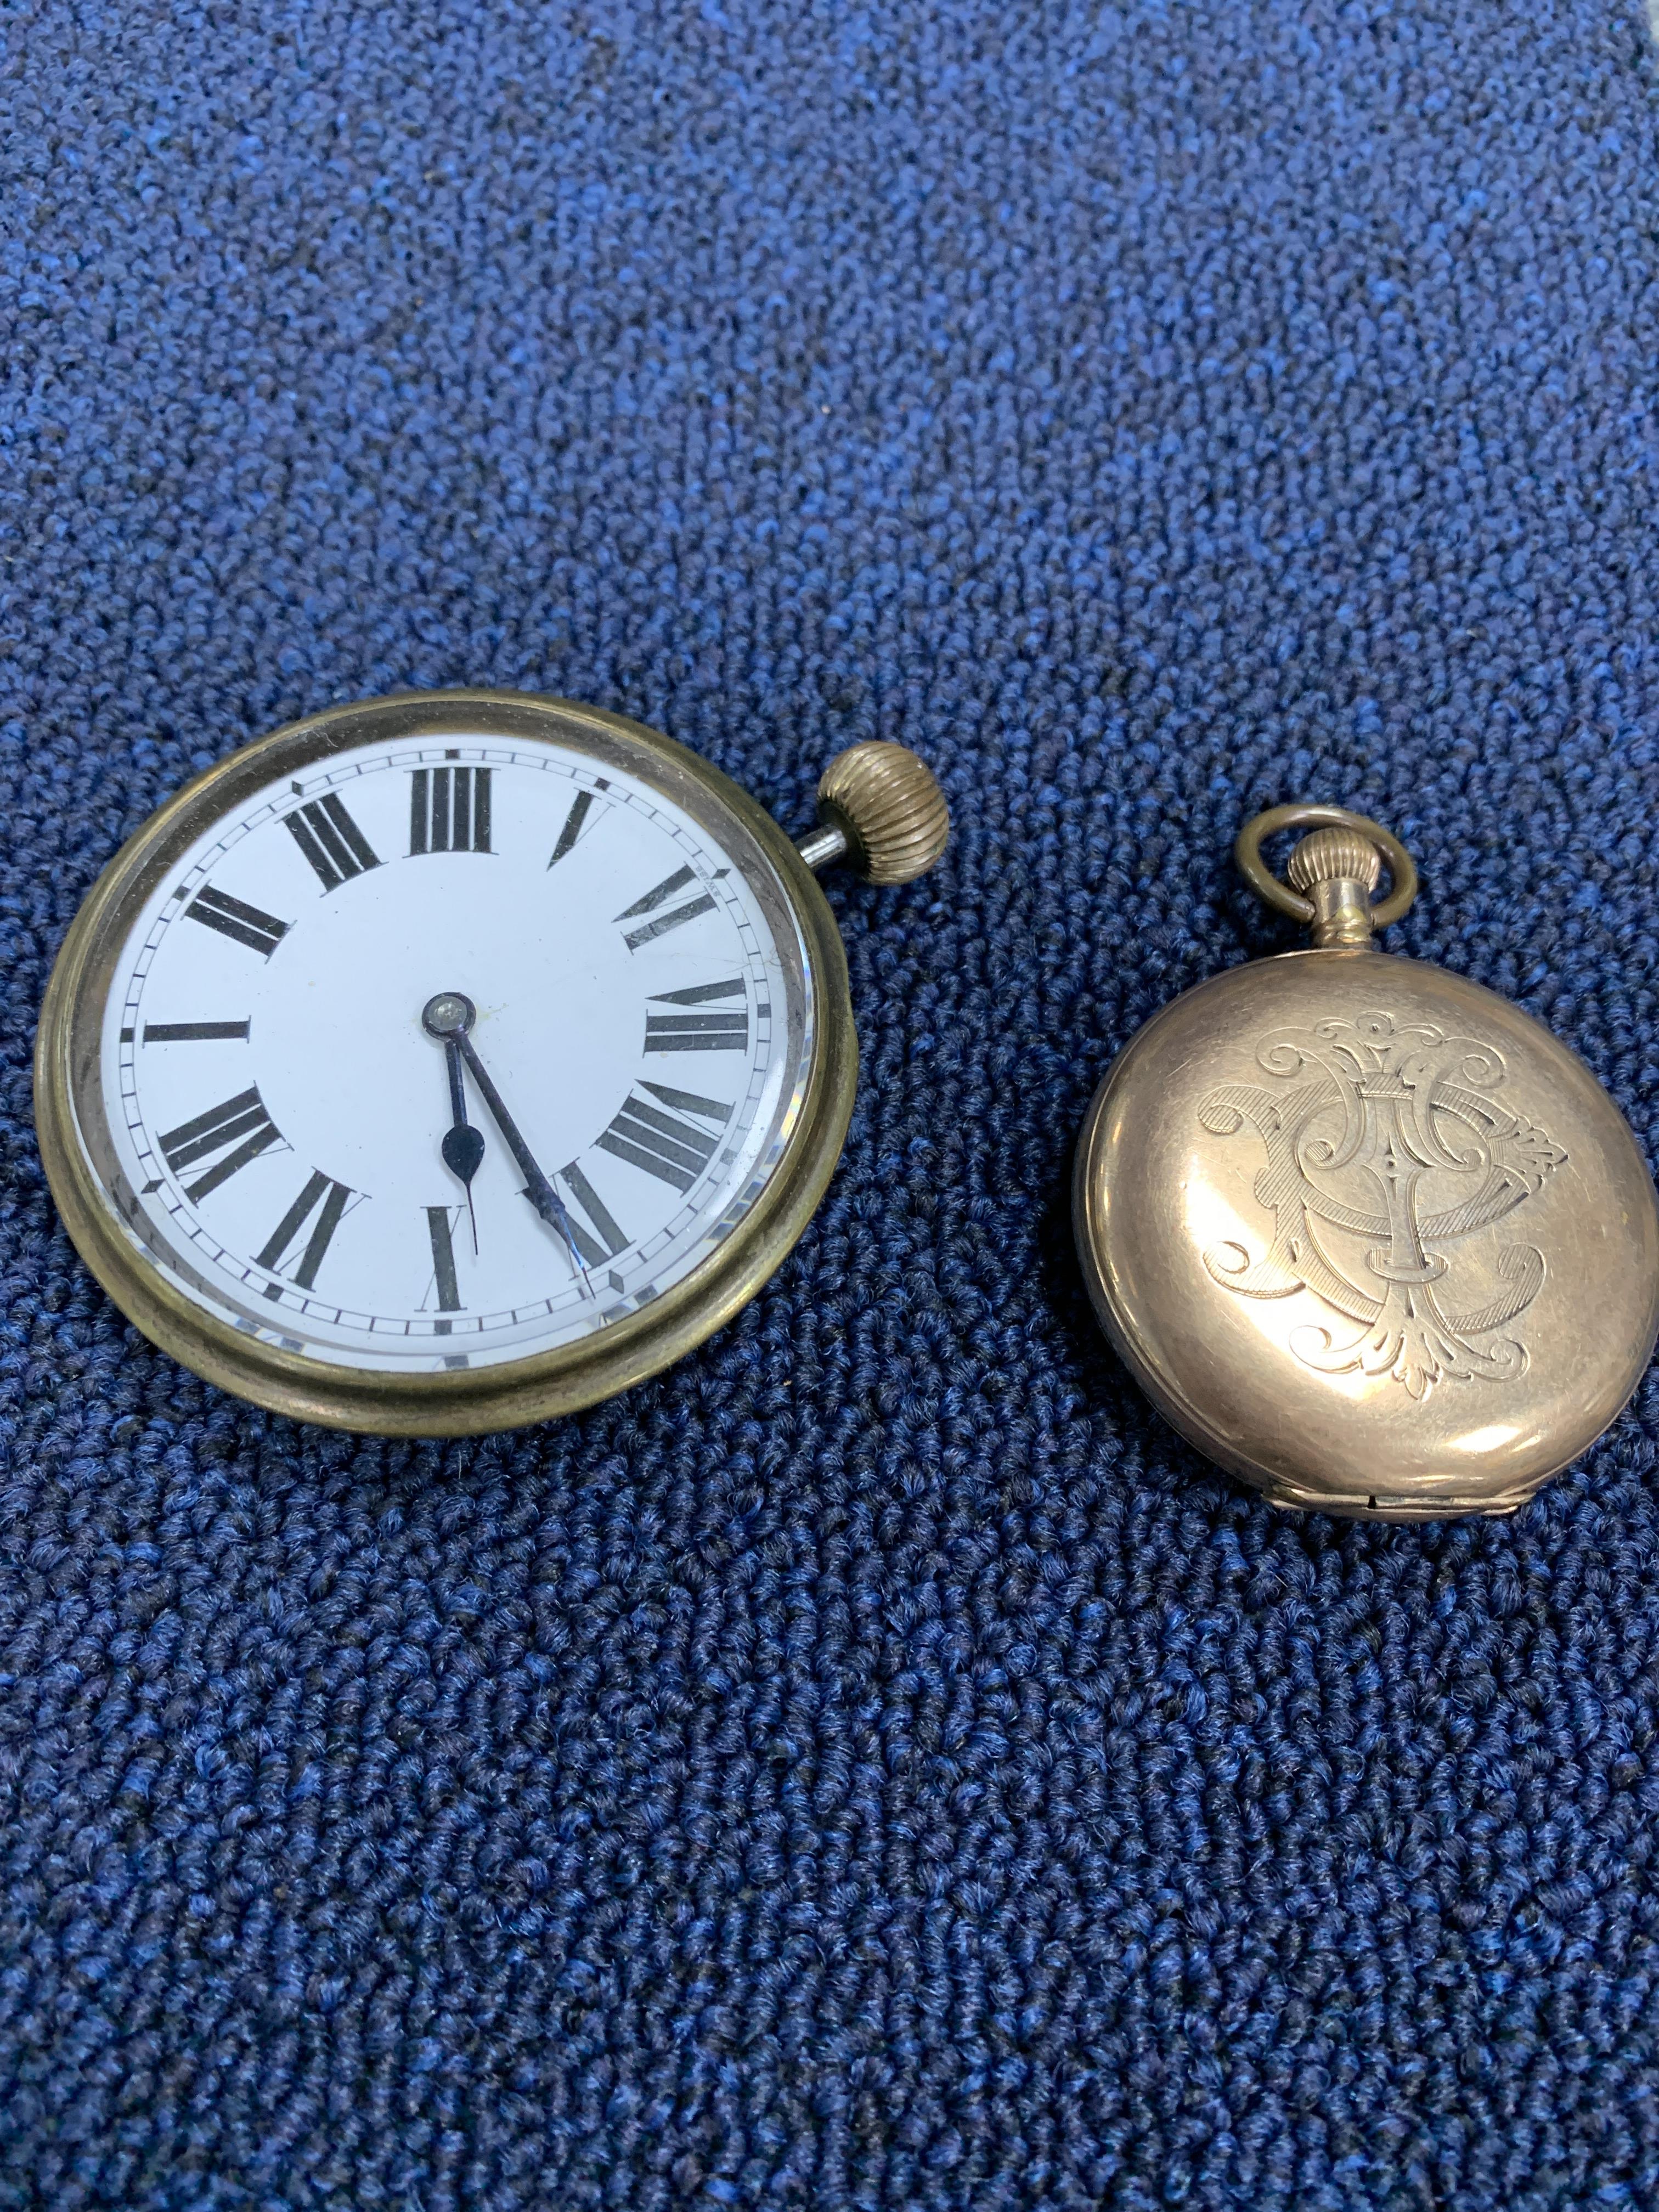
left=1285, top=825, right=1383, bottom=896
left=816, top=742, right=950, bottom=886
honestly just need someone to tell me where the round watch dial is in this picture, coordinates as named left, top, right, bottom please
left=77, top=721, right=816, bottom=1378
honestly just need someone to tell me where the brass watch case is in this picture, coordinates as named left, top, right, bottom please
left=1075, top=944, right=1659, bottom=1521
left=35, top=690, right=857, bottom=1436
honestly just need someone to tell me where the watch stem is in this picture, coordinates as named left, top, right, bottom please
left=798, top=742, right=950, bottom=884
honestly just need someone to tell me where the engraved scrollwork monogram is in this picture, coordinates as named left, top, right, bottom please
left=1199, top=1011, right=1567, bottom=1400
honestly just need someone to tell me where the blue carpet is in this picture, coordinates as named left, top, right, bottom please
left=4, top=3, right=1659, bottom=2205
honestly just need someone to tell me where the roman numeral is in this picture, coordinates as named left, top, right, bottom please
left=554, top=1161, right=628, bottom=1266
left=409, top=766, right=492, bottom=855
left=548, top=783, right=607, bottom=868
left=283, top=793, right=380, bottom=891
left=137, top=1020, right=251, bottom=1044
left=184, top=887, right=290, bottom=957
left=615, top=866, right=717, bottom=950
left=255, top=1171, right=353, bottom=1291
left=426, top=1205, right=462, bottom=1327
left=594, top=1082, right=730, bottom=1192
left=645, top=978, right=748, bottom=1053
left=157, top=1087, right=283, bottom=1203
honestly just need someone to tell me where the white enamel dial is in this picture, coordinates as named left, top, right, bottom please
left=91, top=730, right=814, bottom=1373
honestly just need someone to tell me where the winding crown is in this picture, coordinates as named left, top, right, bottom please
left=815, top=742, right=950, bottom=885
left=1286, top=825, right=1383, bottom=896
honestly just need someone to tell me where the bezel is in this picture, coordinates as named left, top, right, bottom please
left=35, top=690, right=857, bottom=1435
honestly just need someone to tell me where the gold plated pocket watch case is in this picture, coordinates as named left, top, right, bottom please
left=1074, top=804, right=1659, bottom=1520
left=35, top=689, right=949, bottom=1436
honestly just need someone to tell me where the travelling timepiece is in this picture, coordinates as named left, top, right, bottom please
left=35, top=689, right=949, bottom=1435
left=1074, top=804, right=1659, bottom=1521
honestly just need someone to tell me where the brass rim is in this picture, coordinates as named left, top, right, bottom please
left=1234, top=803, right=1419, bottom=928
left=34, top=689, right=857, bottom=1436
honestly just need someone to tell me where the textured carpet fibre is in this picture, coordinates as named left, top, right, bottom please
left=4, top=3, right=1659, bottom=2207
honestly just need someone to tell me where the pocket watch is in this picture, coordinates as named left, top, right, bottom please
left=35, top=688, right=949, bottom=1435
left=1074, top=804, right=1659, bottom=1521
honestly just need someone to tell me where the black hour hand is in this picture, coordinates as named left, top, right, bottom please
left=425, top=1002, right=485, bottom=1254
left=441, top=1046, right=486, bottom=1254
left=440, top=1043, right=486, bottom=1189
left=442, top=1119, right=485, bottom=1187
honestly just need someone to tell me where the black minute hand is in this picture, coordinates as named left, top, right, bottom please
left=421, top=992, right=590, bottom=1293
